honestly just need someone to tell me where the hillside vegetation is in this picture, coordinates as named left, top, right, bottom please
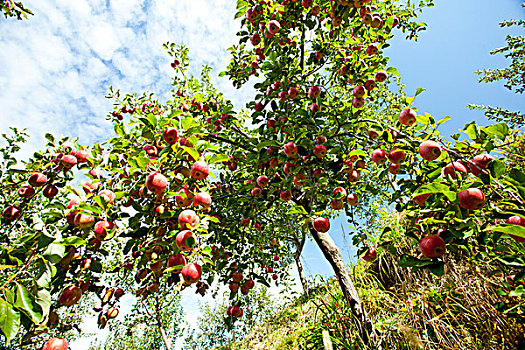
left=219, top=215, right=525, bottom=350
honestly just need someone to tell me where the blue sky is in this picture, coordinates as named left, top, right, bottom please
left=1, top=0, right=524, bottom=348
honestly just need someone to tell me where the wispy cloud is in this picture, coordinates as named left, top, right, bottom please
left=0, top=0, right=251, bottom=158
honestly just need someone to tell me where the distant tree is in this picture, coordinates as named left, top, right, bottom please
left=184, top=286, right=281, bottom=350
left=90, top=289, right=184, bottom=350
left=469, top=3, right=525, bottom=127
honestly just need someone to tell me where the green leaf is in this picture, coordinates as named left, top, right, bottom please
left=485, top=224, right=525, bottom=239
left=399, top=254, right=433, bottom=268
left=35, top=259, right=55, bottom=289
left=287, top=206, right=307, bottom=215
left=90, top=260, right=102, bottom=273
left=436, top=116, right=451, bottom=125
left=414, top=183, right=457, bottom=201
left=482, top=123, right=509, bottom=138
left=348, top=149, right=367, bottom=158
left=256, top=140, right=277, bottom=151
left=386, top=67, right=399, bottom=76
left=428, top=262, right=445, bottom=277
left=487, top=159, right=506, bottom=179
left=44, top=133, right=55, bottom=143
left=135, top=156, right=150, bottom=170
left=462, top=122, right=479, bottom=140
left=414, top=87, right=426, bottom=97
left=42, top=244, right=66, bottom=264
left=14, top=283, right=43, bottom=324
left=147, top=113, right=158, bottom=128
left=208, top=154, right=229, bottom=164
left=183, top=147, right=200, bottom=162
left=35, top=290, right=51, bottom=320
left=55, top=236, right=88, bottom=246
left=0, top=297, right=20, bottom=343
left=509, top=285, right=525, bottom=297
left=181, top=116, right=195, bottom=131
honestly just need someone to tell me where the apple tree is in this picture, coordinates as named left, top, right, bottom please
left=204, top=0, right=525, bottom=346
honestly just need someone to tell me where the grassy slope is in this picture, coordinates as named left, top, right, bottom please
left=218, top=245, right=525, bottom=349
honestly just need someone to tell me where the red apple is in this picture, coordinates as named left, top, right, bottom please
left=288, top=87, right=300, bottom=99
left=313, top=144, right=327, bottom=159
left=333, top=187, right=347, bottom=199
left=74, top=213, right=95, bottom=229
left=364, top=79, right=376, bottom=91
left=331, top=199, right=344, bottom=210
left=61, top=155, right=78, bottom=169
left=251, top=187, right=262, bottom=197
left=232, top=272, right=243, bottom=283
left=231, top=305, right=243, bottom=317
left=163, top=127, right=179, bottom=144
left=257, top=175, right=269, bottom=188
left=98, top=189, right=116, bottom=204
left=347, top=193, right=359, bottom=206
left=352, top=85, right=366, bottom=98
left=283, top=142, right=298, bottom=158
left=267, top=20, right=281, bottom=34
left=419, top=141, right=441, bottom=161
left=175, top=187, right=192, bottom=207
left=419, top=235, right=446, bottom=258
left=18, top=185, right=35, bottom=198
left=191, top=161, right=210, bottom=180
left=313, top=217, right=330, bottom=233
left=388, top=149, right=406, bottom=164
left=308, top=85, right=321, bottom=98
left=458, top=188, right=486, bottom=210
left=375, top=71, right=387, bottom=82
left=114, top=288, right=125, bottom=299
left=371, top=149, right=388, bottom=165
left=94, top=220, right=114, bottom=240
left=398, top=108, right=417, bottom=126
left=443, top=162, right=468, bottom=179
left=182, top=263, right=202, bottom=284
left=179, top=209, right=199, bottom=229
left=59, top=285, right=82, bottom=306
left=42, top=337, right=68, bottom=350
left=28, top=172, right=47, bottom=187
left=352, top=97, right=365, bottom=109
left=414, top=193, right=431, bottom=207
left=176, top=230, right=197, bottom=251
left=75, top=150, right=89, bottom=163
left=167, top=254, right=186, bottom=272
left=283, top=162, right=295, bottom=175
left=2, top=205, right=21, bottom=221
left=293, top=173, right=307, bottom=187
left=347, top=169, right=360, bottom=182
left=145, top=172, right=168, bottom=194
left=193, top=192, right=212, bottom=209
left=366, top=43, right=379, bottom=55
left=506, top=216, right=525, bottom=242
left=229, top=283, right=239, bottom=292
left=388, top=163, right=401, bottom=175
left=363, top=247, right=377, bottom=261
left=470, top=154, right=494, bottom=176
left=280, top=190, right=292, bottom=201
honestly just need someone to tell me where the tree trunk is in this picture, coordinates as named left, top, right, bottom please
left=158, top=323, right=172, bottom=350
left=309, top=227, right=380, bottom=349
left=292, top=228, right=309, bottom=294
left=294, top=250, right=309, bottom=294
left=155, top=297, right=172, bottom=350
